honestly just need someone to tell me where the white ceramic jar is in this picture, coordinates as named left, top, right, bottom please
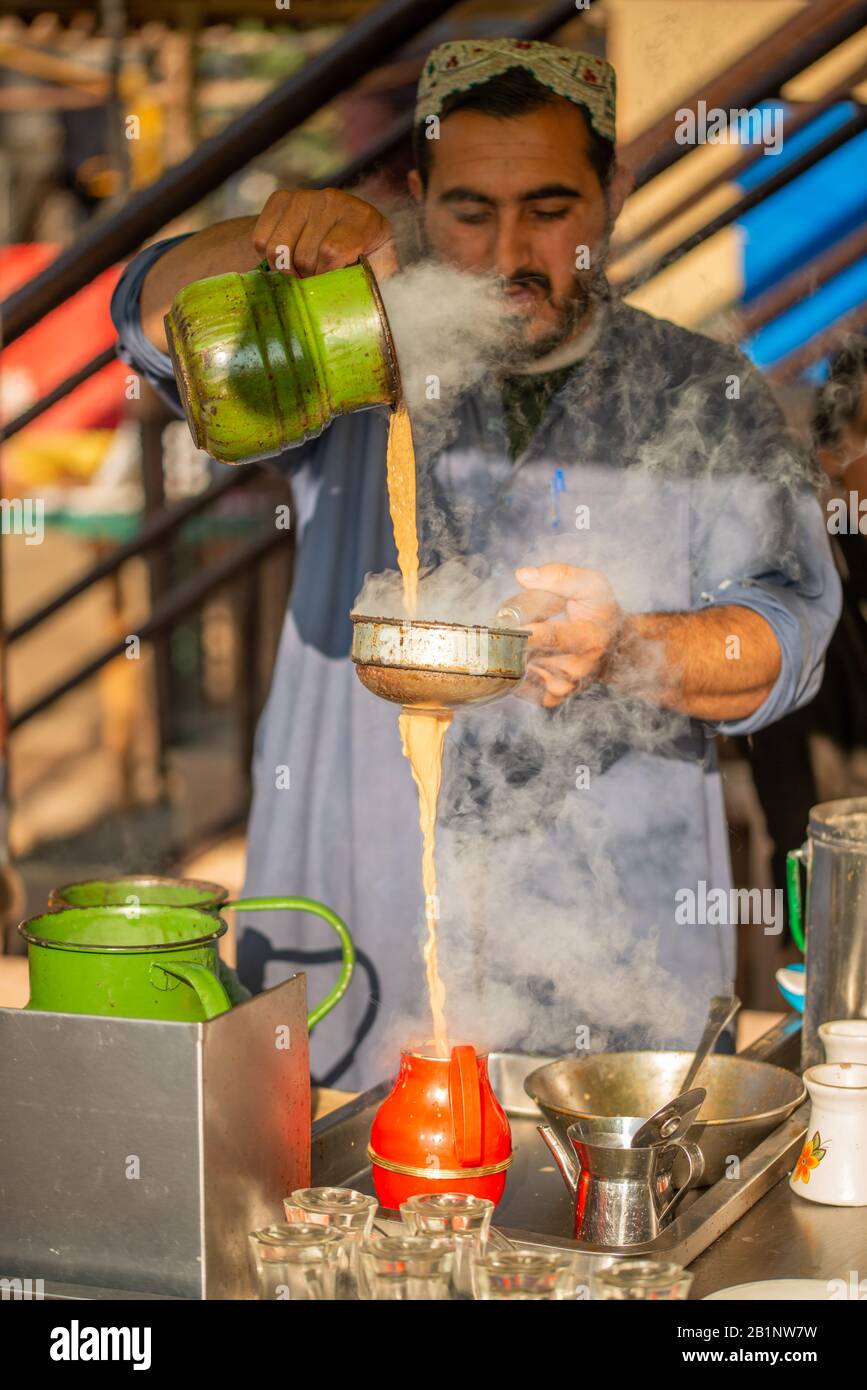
left=819, top=1019, right=867, bottom=1065
left=790, top=1063, right=867, bottom=1206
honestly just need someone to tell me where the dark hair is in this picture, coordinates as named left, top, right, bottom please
left=412, top=66, right=616, bottom=193
left=812, top=340, right=867, bottom=446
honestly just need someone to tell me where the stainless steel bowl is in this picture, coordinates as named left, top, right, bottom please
left=350, top=615, right=528, bottom=711
left=524, top=1051, right=806, bottom=1187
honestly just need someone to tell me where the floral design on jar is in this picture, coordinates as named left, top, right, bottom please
left=793, top=1131, right=829, bottom=1184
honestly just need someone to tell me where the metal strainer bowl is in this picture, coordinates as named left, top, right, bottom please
left=351, top=615, right=529, bottom=711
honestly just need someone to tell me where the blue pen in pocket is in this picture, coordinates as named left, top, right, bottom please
left=549, top=467, right=566, bottom=528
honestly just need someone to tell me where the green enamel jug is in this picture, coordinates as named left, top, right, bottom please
left=20, top=904, right=233, bottom=1022
left=47, top=875, right=354, bottom=1030
left=164, top=256, right=400, bottom=465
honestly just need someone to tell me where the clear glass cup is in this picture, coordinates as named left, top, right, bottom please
left=284, top=1187, right=378, bottom=1298
left=358, top=1233, right=454, bottom=1301
left=591, top=1259, right=694, bottom=1300
left=400, top=1192, right=494, bottom=1297
left=471, top=1249, right=578, bottom=1300
left=249, top=1222, right=345, bottom=1300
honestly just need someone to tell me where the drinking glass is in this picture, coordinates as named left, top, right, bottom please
left=471, top=1249, right=578, bottom=1300
left=249, top=1222, right=344, bottom=1300
left=284, top=1187, right=378, bottom=1297
left=591, top=1259, right=693, bottom=1300
left=358, top=1233, right=454, bottom=1300
left=400, top=1192, right=494, bottom=1297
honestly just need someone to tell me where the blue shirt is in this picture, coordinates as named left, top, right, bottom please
left=111, top=238, right=841, bottom=1088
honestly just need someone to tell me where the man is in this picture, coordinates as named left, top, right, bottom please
left=112, top=40, right=840, bottom=1087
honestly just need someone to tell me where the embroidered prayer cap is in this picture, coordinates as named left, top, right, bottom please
left=415, top=38, right=616, bottom=143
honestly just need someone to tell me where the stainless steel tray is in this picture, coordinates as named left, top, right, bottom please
left=311, top=1020, right=807, bottom=1276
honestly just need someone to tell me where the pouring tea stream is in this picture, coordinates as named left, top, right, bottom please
left=167, top=253, right=528, bottom=1066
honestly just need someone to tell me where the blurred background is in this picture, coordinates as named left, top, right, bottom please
left=1, top=0, right=866, bottom=1025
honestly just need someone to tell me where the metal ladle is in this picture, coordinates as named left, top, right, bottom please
left=631, top=994, right=741, bottom=1149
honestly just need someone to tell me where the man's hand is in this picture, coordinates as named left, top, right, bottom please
left=253, top=187, right=398, bottom=282
left=511, top=561, right=781, bottom=719
left=514, top=563, right=623, bottom=708
left=140, top=190, right=397, bottom=355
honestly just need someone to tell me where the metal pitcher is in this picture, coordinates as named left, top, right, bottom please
left=19, top=905, right=233, bottom=1022
left=787, top=797, right=867, bottom=1069
left=538, top=1113, right=704, bottom=1248
left=47, top=875, right=355, bottom=1030
left=164, top=256, right=399, bottom=464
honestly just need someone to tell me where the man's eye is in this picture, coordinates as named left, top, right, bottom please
left=453, top=211, right=490, bottom=225
left=532, top=207, right=571, bottom=221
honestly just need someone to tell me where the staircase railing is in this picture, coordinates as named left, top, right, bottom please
left=0, top=0, right=468, bottom=873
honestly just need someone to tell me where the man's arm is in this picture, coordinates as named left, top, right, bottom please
left=140, top=217, right=259, bottom=353
left=611, top=606, right=781, bottom=721
left=512, top=565, right=783, bottom=718
left=138, top=188, right=397, bottom=354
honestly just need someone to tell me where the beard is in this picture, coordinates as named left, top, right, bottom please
left=510, top=275, right=596, bottom=361
left=503, top=254, right=612, bottom=365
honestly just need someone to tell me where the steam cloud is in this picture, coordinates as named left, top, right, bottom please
left=353, top=556, right=512, bottom=627
left=379, top=261, right=520, bottom=457
left=354, top=221, right=823, bottom=1064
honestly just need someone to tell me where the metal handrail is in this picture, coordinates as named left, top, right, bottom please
left=621, top=0, right=867, bottom=185
left=8, top=463, right=266, bottom=645
left=739, top=222, right=867, bottom=335
left=769, top=301, right=867, bottom=383
left=1, top=0, right=462, bottom=345
left=9, top=522, right=286, bottom=731
left=613, top=71, right=867, bottom=261
left=617, top=106, right=867, bottom=299
left=0, top=346, right=117, bottom=444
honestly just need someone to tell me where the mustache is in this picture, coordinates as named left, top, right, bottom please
left=506, top=270, right=552, bottom=295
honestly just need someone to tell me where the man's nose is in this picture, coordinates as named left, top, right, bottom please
left=490, top=211, right=533, bottom=279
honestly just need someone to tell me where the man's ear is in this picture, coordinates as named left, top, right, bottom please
left=606, top=162, right=634, bottom=225
left=407, top=168, right=424, bottom=204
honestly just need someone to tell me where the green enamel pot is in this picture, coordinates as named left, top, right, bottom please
left=19, top=904, right=232, bottom=1022
left=164, top=255, right=400, bottom=465
left=47, top=876, right=355, bottom=1030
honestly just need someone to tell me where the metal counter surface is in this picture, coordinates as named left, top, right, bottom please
left=687, top=1176, right=867, bottom=1299
left=311, top=1016, right=867, bottom=1298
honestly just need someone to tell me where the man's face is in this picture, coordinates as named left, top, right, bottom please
left=409, top=98, right=619, bottom=355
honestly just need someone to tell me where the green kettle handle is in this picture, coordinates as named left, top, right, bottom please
left=785, top=845, right=807, bottom=954
left=150, top=960, right=232, bottom=1020
left=227, top=896, right=355, bottom=1030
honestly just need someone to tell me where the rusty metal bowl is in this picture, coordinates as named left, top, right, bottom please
left=524, top=1051, right=806, bottom=1187
left=350, top=615, right=529, bottom=712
